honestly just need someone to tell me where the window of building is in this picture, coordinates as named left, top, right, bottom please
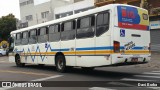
left=61, top=20, right=76, bottom=41
left=20, top=0, right=34, bottom=6
left=26, top=15, right=33, bottom=21
left=41, top=11, right=49, bottom=19
left=76, top=15, right=95, bottom=39
left=49, top=24, right=60, bottom=41
left=29, top=29, right=37, bottom=44
left=21, top=31, right=28, bottom=45
left=37, top=27, right=48, bottom=43
left=96, top=11, right=109, bottom=36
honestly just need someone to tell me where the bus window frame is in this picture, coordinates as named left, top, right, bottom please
left=15, top=33, right=22, bottom=46
left=76, top=14, right=95, bottom=39
left=29, top=29, right=37, bottom=44
left=61, top=20, right=76, bottom=41
left=96, top=11, right=110, bottom=37
left=48, top=23, right=61, bottom=42
left=21, top=31, right=29, bottom=45
left=37, top=26, right=49, bottom=43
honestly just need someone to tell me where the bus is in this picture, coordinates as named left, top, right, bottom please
left=8, top=4, right=151, bottom=72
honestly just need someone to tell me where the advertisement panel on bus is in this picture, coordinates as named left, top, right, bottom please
left=117, top=6, right=149, bottom=30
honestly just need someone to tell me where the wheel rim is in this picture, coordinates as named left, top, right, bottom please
left=57, top=59, right=63, bottom=70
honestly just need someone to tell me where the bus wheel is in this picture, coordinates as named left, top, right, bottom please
left=55, top=55, right=66, bottom=73
left=15, top=55, right=25, bottom=67
left=82, top=67, right=95, bottom=72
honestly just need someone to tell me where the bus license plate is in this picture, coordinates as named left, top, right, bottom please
left=131, top=58, right=138, bottom=62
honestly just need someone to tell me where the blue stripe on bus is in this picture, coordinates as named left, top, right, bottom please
left=51, top=49, right=70, bottom=52
left=17, top=46, right=144, bottom=52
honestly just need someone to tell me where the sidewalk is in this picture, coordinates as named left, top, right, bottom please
left=132, top=53, right=160, bottom=70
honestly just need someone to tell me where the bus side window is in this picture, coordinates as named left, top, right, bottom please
left=61, top=20, right=76, bottom=41
left=49, top=24, right=61, bottom=42
left=29, top=29, right=37, bottom=44
left=76, top=15, right=95, bottom=39
left=21, top=31, right=28, bottom=45
left=96, top=11, right=109, bottom=36
left=15, top=33, right=21, bottom=46
left=38, top=27, right=48, bottom=43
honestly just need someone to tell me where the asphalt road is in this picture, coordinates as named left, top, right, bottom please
left=0, top=53, right=159, bottom=90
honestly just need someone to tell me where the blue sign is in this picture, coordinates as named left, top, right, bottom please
left=120, top=29, right=125, bottom=37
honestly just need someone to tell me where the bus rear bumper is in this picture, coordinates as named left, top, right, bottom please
left=111, top=54, right=151, bottom=65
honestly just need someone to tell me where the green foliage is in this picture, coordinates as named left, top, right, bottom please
left=0, top=14, right=17, bottom=41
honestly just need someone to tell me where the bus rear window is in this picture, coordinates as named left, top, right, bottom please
left=143, top=13, right=148, bottom=20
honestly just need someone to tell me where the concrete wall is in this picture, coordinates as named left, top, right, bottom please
left=19, top=0, right=74, bottom=27
left=54, top=0, right=94, bottom=19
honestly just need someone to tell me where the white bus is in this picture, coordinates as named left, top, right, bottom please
left=8, top=4, right=151, bottom=72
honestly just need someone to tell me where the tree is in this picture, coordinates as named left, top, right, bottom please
left=0, top=14, right=17, bottom=41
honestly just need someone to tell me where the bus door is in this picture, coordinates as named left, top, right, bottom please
left=37, top=27, right=49, bottom=64
left=95, top=11, right=112, bottom=66
left=28, top=29, right=38, bottom=64
left=61, top=21, right=76, bottom=66
left=75, top=15, right=96, bottom=67
left=21, top=31, right=29, bottom=63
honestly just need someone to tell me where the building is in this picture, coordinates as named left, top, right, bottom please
left=54, top=0, right=94, bottom=19
left=19, top=0, right=83, bottom=28
left=19, top=0, right=92, bottom=28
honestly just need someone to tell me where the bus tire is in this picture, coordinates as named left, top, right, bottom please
left=15, top=55, right=25, bottom=67
left=0, top=54, right=2, bottom=57
left=55, top=55, right=66, bottom=73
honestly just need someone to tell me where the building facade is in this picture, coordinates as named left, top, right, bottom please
left=19, top=0, right=81, bottom=28
left=54, top=0, right=94, bottom=19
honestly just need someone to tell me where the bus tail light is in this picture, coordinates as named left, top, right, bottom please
left=114, top=41, right=120, bottom=53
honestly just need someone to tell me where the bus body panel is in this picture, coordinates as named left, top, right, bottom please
left=9, top=4, right=151, bottom=68
left=20, top=45, right=28, bottom=63
left=27, top=44, right=38, bottom=64
left=47, top=41, right=61, bottom=65
left=76, top=38, right=95, bottom=67
left=111, top=5, right=151, bottom=64
left=61, top=40, right=76, bottom=66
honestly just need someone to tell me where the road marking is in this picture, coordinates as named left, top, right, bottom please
left=108, top=82, right=135, bottom=87
left=148, top=87, right=160, bottom=90
left=0, top=70, right=52, bottom=76
left=1, top=75, right=63, bottom=90
left=134, top=75, right=160, bottom=79
left=0, top=61, right=12, bottom=64
left=89, top=87, right=116, bottom=90
left=31, top=75, right=63, bottom=81
left=143, top=72, right=160, bottom=75
left=121, top=78, right=156, bottom=81
left=151, top=71, right=160, bottom=73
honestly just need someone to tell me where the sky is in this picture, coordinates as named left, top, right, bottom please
left=0, top=0, right=20, bottom=19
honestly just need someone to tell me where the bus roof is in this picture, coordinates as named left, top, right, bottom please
left=11, top=4, right=147, bottom=34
